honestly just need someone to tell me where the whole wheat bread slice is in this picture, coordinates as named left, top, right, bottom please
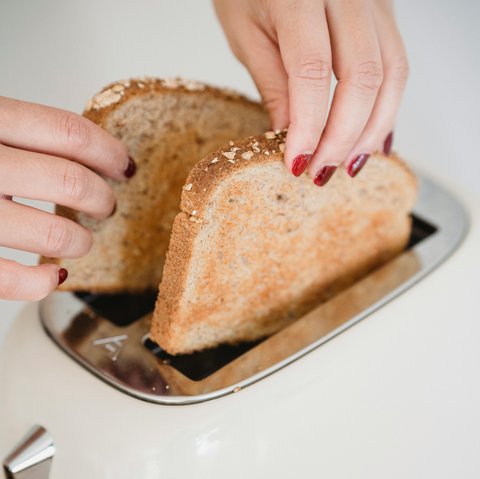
left=41, top=77, right=269, bottom=291
left=150, top=130, right=417, bottom=355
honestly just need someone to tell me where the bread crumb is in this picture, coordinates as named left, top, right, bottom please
left=279, top=143, right=285, bottom=153
left=183, top=183, right=193, bottom=191
left=265, top=151, right=270, bottom=155
left=241, top=151, right=254, bottom=160
left=233, top=386, right=242, bottom=393
left=265, top=131, right=276, bottom=139
left=274, top=128, right=282, bottom=135
left=210, top=157, right=219, bottom=164
left=229, top=140, right=234, bottom=146
left=191, top=210, right=197, bottom=215
left=228, top=159, right=236, bottom=164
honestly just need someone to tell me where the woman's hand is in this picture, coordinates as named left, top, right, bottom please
left=0, top=96, right=135, bottom=301
left=214, top=0, right=408, bottom=184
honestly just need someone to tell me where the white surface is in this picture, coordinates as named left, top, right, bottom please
left=0, top=0, right=479, bottom=341
left=0, top=1, right=479, bottom=476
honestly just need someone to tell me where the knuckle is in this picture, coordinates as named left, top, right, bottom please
left=389, top=55, right=410, bottom=85
left=261, top=85, right=287, bottom=115
left=57, top=112, right=90, bottom=149
left=45, top=218, right=73, bottom=256
left=349, top=61, right=384, bottom=94
left=62, top=162, right=91, bottom=203
left=291, top=56, right=332, bottom=90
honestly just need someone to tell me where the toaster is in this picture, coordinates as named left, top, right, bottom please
left=0, top=172, right=475, bottom=479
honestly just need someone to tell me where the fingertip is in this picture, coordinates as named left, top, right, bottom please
left=290, top=153, right=312, bottom=177
left=383, top=131, right=394, bottom=155
left=346, top=153, right=370, bottom=177
left=26, top=263, right=59, bottom=301
left=124, top=155, right=137, bottom=179
left=58, top=268, right=68, bottom=286
left=39, top=262, right=65, bottom=290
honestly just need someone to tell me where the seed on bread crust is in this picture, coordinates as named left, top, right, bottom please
left=241, top=151, right=254, bottom=160
left=222, top=151, right=236, bottom=160
left=88, top=89, right=123, bottom=110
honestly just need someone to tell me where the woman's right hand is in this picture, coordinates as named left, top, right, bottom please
left=0, top=96, right=135, bottom=301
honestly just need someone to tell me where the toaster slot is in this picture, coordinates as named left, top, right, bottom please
left=144, top=337, right=262, bottom=381
left=406, top=214, right=437, bottom=249
left=39, top=175, right=469, bottom=404
left=74, top=291, right=157, bottom=326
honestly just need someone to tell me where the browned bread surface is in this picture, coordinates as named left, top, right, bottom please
left=41, top=77, right=270, bottom=291
left=150, top=130, right=417, bottom=354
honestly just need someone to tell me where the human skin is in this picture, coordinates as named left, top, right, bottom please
left=213, top=0, right=408, bottom=182
left=0, top=96, right=135, bottom=300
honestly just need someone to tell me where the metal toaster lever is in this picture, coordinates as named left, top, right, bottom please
left=3, top=425, right=54, bottom=479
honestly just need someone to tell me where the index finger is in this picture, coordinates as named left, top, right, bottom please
left=0, top=96, right=132, bottom=181
left=275, top=1, right=332, bottom=176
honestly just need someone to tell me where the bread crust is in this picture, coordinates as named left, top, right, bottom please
left=41, top=77, right=269, bottom=291
left=151, top=130, right=417, bottom=354
left=83, top=77, right=264, bottom=127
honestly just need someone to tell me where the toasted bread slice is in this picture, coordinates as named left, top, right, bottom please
left=150, top=130, right=417, bottom=354
left=41, top=77, right=269, bottom=292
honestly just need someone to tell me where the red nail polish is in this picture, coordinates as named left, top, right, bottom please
left=383, top=131, right=394, bottom=155
left=124, top=156, right=136, bottom=178
left=58, top=268, right=68, bottom=286
left=291, top=154, right=312, bottom=177
left=347, top=153, right=370, bottom=177
left=313, top=166, right=337, bottom=187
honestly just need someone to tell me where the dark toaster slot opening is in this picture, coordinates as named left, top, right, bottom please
left=144, top=337, right=263, bottom=381
left=74, top=290, right=157, bottom=326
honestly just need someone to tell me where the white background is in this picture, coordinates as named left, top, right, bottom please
left=0, top=0, right=478, bottom=344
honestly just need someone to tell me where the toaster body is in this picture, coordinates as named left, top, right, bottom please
left=1, top=175, right=478, bottom=479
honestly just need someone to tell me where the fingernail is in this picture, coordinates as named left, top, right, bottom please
left=383, top=131, right=394, bottom=155
left=58, top=268, right=68, bottom=286
left=124, top=156, right=136, bottom=178
left=291, top=154, right=312, bottom=177
left=313, top=166, right=337, bottom=187
left=347, top=153, right=370, bottom=177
